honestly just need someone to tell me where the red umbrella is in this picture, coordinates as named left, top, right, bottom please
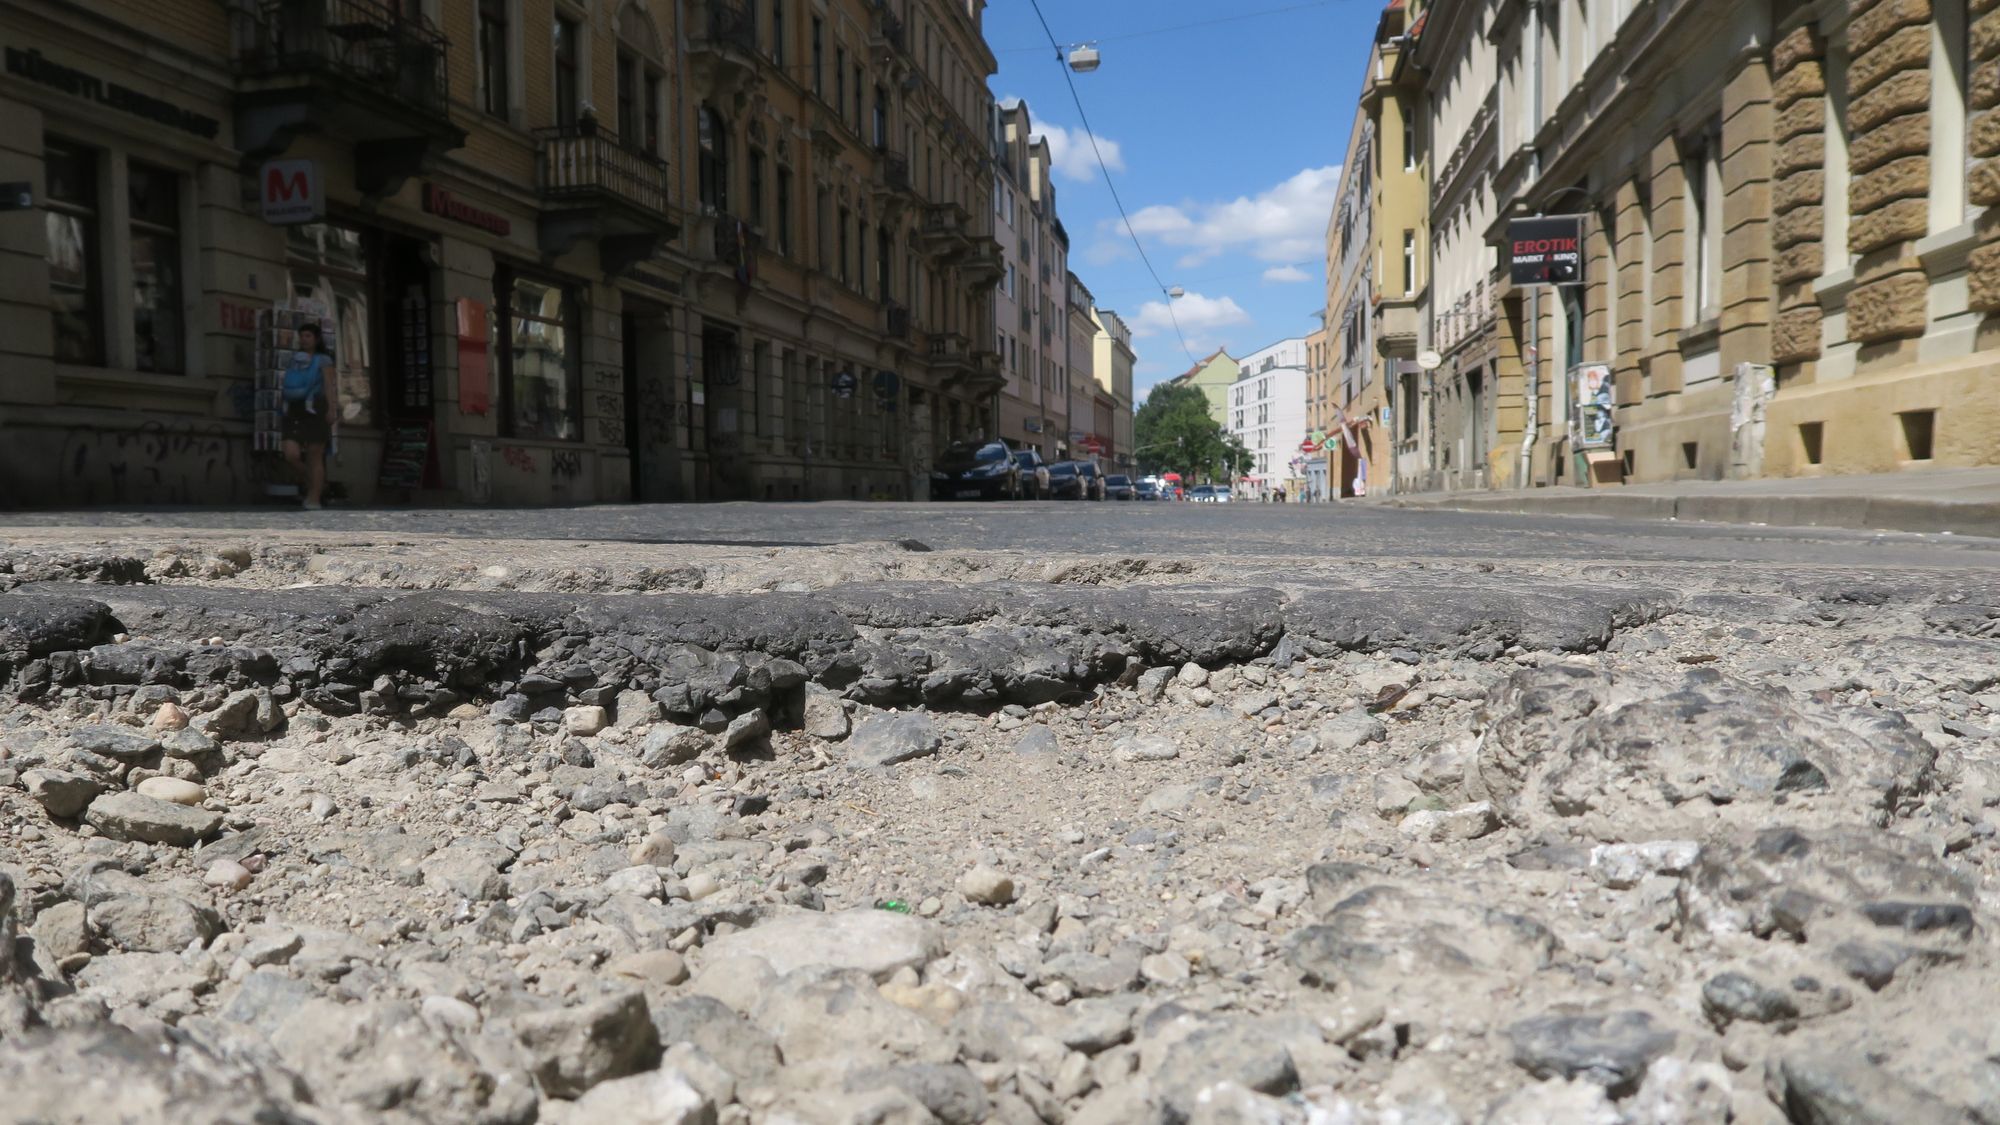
left=1161, top=472, right=1182, bottom=481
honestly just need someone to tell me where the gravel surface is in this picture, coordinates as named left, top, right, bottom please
left=2, top=512, right=1999, bottom=1123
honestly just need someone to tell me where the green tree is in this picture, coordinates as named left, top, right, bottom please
left=1133, top=381, right=1247, bottom=482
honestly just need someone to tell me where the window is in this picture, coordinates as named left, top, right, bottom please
left=1932, top=0, right=1972, bottom=232
left=44, top=141, right=101, bottom=366
left=857, top=220, right=870, bottom=296
left=816, top=186, right=831, bottom=269
left=128, top=162, right=184, bottom=374
left=874, top=85, right=888, bottom=149
left=479, top=0, right=510, bottom=117
left=838, top=206, right=850, bottom=284
left=1403, top=114, right=1416, bottom=172
left=285, top=223, right=378, bottom=427
left=812, top=17, right=824, bottom=97
left=1825, top=41, right=1851, bottom=267
left=770, top=0, right=785, bottom=65
left=698, top=106, right=729, bottom=212
left=500, top=271, right=581, bottom=441
left=1683, top=131, right=1721, bottom=325
left=554, top=15, right=580, bottom=127
left=616, top=53, right=637, bottom=141
left=836, top=46, right=846, bottom=112
left=852, top=64, right=863, bottom=129
left=1402, top=230, right=1417, bottom=295
left=645, top=72, right=662, bottom=155
left=776, top=167, right=793, bottom=256
left=748, top=148, right=766, bottom=231
left=878, top=228, right=892, bottom=300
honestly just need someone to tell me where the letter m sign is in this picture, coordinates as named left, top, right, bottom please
left=259, top=159, right=322, bottom=224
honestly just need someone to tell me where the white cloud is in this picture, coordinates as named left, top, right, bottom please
left=1262, top=265, right=1312, bottom=284
left=1115, top=165, right=1341, bottom=267
left=1036, top=122, right=1126, bottom=184
left=1128, top=291, right=1252, bottom=361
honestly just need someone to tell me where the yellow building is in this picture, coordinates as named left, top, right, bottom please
left=1, top=0, right=1002, bottom=507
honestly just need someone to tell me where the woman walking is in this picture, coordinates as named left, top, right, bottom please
left=282, top=323, right=338, bottom=510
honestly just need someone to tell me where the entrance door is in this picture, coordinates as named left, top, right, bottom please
left=622, top=302, right=684, bottom=501
left=700, top=323, right=741, bottom=500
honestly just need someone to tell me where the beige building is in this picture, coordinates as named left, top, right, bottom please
left=2, top=0, right=1003, bottom=507
left=1393, top=0, right=2000, bottom=492
left=992, top=100, right=1072, bottom=460
left=1091, top=305, right=1137, bottom=470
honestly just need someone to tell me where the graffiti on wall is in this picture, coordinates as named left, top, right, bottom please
left=500, top=445, right=537, bottom=473
left=57, top=421, right=244, bottom=506
left=549, top=449, right=583, bottom=481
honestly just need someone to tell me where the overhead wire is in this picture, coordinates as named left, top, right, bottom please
left=1022, top=0, right=1199, bottom=366
left=997, top=0, right=1338, bottom=54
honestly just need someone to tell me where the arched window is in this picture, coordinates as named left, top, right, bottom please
left=698, top=105, right=730, bottom=211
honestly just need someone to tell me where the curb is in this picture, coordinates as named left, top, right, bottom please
left=1384, top=492, right=2000, bottom=538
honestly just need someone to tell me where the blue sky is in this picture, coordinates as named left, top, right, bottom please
left=984, top=0, right=1375, bottom=392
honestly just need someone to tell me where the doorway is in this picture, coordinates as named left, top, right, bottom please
left=622, top=302, right=684, bottom=501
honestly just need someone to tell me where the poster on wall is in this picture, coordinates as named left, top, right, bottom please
left=456, top=298, right=490, bottom=416
left=1571, top=362, right=1615, bottom=449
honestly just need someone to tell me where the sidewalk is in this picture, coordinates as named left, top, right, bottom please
left=1380, top=466, right=2000, bottom=538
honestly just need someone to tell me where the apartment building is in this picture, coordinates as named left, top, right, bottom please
left=1227, top=337, right=1310, bottom=497
left=1064, top=270, right=1113, bottom=463
left=1321, top=96, right=1380, bottom=497
left=1172, top=348, right=1241, bottom=428
left=1390, top=0, right=2000, bottom=491
left=1091, top=305, right=1137, bottom=470
left=992, top=100, right=1072, bottom=460
left=1409, top=0, right=1501, bottom=491
left=2, top=0, right=1003, bottom=507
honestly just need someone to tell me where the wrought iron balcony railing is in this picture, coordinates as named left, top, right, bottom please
left=241, top=0, right=449, bottom=114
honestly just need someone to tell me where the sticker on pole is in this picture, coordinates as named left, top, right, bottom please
left=1507, top=215, right=1584, bottom=286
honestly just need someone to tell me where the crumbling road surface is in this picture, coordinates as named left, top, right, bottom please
left=3, top=504, right=2000, bottom=1124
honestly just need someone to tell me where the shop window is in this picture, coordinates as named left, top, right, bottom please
left=479, top=0, right=511, bottom=118
left=500, top=271, right=581, bottom=441
left=43, top=141, right=102, bottom=367
left=553, top=15, right=580, bottom=128
left=698, top=106, right=729, bottom=212
left=128, top=162, right=185, bottom=375
left=285, top=222, right=380, bottom=428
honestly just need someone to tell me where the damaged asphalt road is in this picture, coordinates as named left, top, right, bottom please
left=2, top=512, right=2000, bottom=1124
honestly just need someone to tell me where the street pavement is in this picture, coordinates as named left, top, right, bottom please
left=5, top=502, right=2000, bottom=1121
left=6, top=498, right=2000, bottom=568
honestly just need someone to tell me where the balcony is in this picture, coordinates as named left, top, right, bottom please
left=697, top=211, right=760, bottom=279
left=870, top=1, right=907, bottom=52
left=688, top=0, right=761, bottom=99
left=959, top=239, right=1004, bottom=286
left=233, top=0, right=464, bottom=193
left=535, top=126, right=680, bottom=274
left=917, top=202, right=973, bottom=259
left=1373, top=295, right=1420, bottom=352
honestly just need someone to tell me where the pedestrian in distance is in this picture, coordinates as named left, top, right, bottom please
left=282, top=323, right=339, bottom=511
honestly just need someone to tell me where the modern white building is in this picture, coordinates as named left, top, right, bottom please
left=1227, top=338, right=1311, bottom=498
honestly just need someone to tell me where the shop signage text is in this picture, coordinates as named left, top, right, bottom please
left=4, top=48, right=220, bottom=139
left=1506, top=215, right=1584, bottom=286
left=259, top=160, right=322, bottom=225
left=422, top=184, right=512, bottom=236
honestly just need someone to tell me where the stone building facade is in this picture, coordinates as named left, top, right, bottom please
left=1, top=0, right=1003, bottom=508
left=1377, top=0, right=1999, bottom=494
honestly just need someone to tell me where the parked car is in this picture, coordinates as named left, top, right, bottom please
left=1105, top=474, right=1136, bottom=500
left=1189, top=484, right=1231, bottom=503
left=1045, top=460, right=1087, bottom=500
left=930, top=441, right=1022, bottom=500
left=1073, top=461, right=1108, bottom=500
left=1013, top=449, right=1052, bottom=500
left=1134, top=479, right=1163, bottom=500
